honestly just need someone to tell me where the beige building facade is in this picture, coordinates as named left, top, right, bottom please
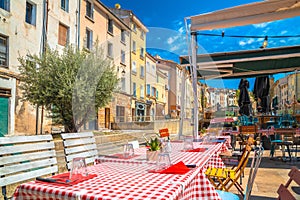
left=78, top=0, right=131, bottom=129
left=0, top=0, right=47, bottom=135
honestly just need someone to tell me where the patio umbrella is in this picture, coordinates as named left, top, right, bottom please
left=253, top=76, right=270, bottom=114
left=238, top=79, right=251, bottom=116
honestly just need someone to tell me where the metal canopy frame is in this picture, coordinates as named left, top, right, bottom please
left=184, top=0, right=300, bottom=138
left=180, top=45, right=300, bottom=80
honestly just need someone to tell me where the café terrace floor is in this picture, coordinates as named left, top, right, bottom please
left=230, top=148, right=299, bottom=199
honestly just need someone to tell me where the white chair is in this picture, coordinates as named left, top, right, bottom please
left=128, top=140, right=140, bottom=149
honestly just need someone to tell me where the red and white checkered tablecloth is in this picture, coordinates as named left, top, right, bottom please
left=97, top=142, right=225, bottom=169
left=13, top=162, right=221, bottom=200
left=13, top=142, right=225, bottom=200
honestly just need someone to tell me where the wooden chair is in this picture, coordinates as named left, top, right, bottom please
left=61, top=132, right=98, bottom=170
left=205, top=144, right=252, bottom=195
left=0, top=135, right=58, bottom=200
left=277, top=166, right=300, bottom=200
left=216, top=144, right=264, bottom=200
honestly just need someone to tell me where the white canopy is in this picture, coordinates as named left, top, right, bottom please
left=190, top=0, right=300, bottom=31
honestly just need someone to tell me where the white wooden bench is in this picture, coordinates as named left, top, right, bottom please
left=61, top=132, right=98, bottom=170
left=0, top=135, right=58, bottom=200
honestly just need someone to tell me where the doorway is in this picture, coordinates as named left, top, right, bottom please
left=105, top=108, right=110, bottom=129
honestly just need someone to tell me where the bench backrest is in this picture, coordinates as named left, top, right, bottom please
left=61, top=132, right=98, bottom=170
left=0, top=135, right=58, bottom=187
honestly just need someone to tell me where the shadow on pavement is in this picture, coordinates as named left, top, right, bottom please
left=250, top=196, right=277, bottom=200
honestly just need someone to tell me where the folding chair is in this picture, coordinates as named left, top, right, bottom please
left=205, top=144, right=252, bottom=195
left=277, top=166, right=300, bottom=200
left=216, top=144, right=264, bottom=200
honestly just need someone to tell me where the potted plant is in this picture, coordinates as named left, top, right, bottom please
left=144, top=135, right=161, bottom=161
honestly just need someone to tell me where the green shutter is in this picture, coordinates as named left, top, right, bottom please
left=0, top=97, right=9, bottom=136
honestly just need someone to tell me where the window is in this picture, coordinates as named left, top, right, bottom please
left=61, top=0, right=69, bottom=12
left=25, top=1, right=36, bottom=25
left=86, top=0, right=93, bottom=19
left=146, top=84, right=150, bottom=95
left=132, top=61, right=136, bottom=73
left=121, top=30, right=126, bottom=43
left=140, top=65, right=144, bottom=78
left=121, top=50, right=125, bottom=64
left=85, top=28, right=93, bottom=50
left=140, top=47, right=144, bottom=59
left=108, top=19, right=113, bottom=34
left=133, top=82, right=136, bottom=97
left=58, top=23, right=69, bottom=46
left=151, top=87, right=156, bottom=97
left=140, top=85, right=144, bottom=99
left=133, top=23, right=136, bottom=32
left=116, top=106, right=125, bottom=122
left=132, top=41, right=136, bottom=53
left=0, top=35, right=8, bottom=67
left=107, top=42, right=113, bottom=58
left=120, top=77, right=126, bottom=92
left=0, top=0, right=10, bottom=11
left=141, top=30, right=145, bottom=40
left=146, top=61, right=150, bottom=72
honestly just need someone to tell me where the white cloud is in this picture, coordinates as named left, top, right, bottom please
left=167, top=35, right=179, bottom=45
left=178, top=27, right=184, bottom=34
left=252, top=22, right=272, bottom=28
left=239, top=38, right=255, bottom=47
left=170, top=45, right=180, bottom=51
left=280, top=30, right=288, bottom=35
left=239, top=41, right=246, bottom=46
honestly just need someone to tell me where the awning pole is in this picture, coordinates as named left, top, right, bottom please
left=179, top=68, right=186, bottom=139
left=191, top=32, right=199, bottom=139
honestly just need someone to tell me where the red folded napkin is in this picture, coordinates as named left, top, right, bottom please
left=182, top=148, right=207, bottom=152
left=159, top=161, right=190, bottom=174
left=36, top=173, right=97, bottom=186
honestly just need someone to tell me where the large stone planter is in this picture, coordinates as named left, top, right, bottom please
left=146, top=150, right=160, bottom=161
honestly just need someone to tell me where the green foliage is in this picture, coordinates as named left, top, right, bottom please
left=144, top=135, right=161, bottom=151
left=18, top=45, right=118, bottom=132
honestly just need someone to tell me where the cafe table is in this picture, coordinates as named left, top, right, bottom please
left=13, top=142, right=225, bottom=200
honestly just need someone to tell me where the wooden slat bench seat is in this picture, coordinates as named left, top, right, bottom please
left=61, top=132, right=98, bottom=170
left=0, top=135, right=58, bottom=200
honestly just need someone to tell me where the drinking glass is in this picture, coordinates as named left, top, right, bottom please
left=156, top=153, right=171, bottom=170
left=69, top=157, right=88, bottom=180
left=183, top=136, right=194, bottom=150
left=123, top=143, right=134, bottom=158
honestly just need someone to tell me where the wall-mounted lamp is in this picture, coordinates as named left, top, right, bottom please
left=118, top=66, right=126, bottom=77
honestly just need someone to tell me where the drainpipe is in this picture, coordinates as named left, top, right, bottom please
left=77, top=0, right=81, bottom=48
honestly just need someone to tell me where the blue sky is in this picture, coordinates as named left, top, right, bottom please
left=101, top=0, right=300, bottom=90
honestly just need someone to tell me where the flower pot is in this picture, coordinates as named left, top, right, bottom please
left=146, top=150, right=160, bottom=161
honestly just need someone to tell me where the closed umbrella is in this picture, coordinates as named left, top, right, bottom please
left=238, top=79, right=251, bottom=116
left=253, top=76, right=270, bottom=114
